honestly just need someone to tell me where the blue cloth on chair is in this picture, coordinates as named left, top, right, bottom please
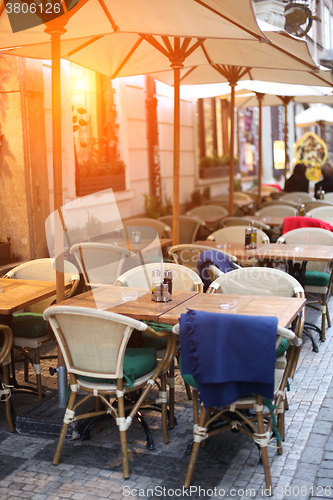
left=197, top=249, right=237, bottom=292
left=179, top=309, right=277, bottom=408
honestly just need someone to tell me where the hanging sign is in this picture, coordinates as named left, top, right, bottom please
left=294, top=131, right=328, bottom=181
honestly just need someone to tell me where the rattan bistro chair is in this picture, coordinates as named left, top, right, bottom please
left=0, top=325, right=14, bottom=432
left=168, top=243, right=237, bottom=273
left=173, top=313, right=303, bottom=494
left=114, top=262, right=203, bottom=292
left=123, top=217, right=172, bottom=239
left=158, top=215, right=207, bottom=244
left=255, top=205, right=297, bottom=218
left=44, top=306, right=176, bottom=479
left=280, top=192, right=315, bottom=203
left=70, top=242, right=135, bottom=289
left=277, top=227, right=333, bottom=341
left=4, top=258, right=80, bottom=400
left=307, top=206, right=333, bottom=222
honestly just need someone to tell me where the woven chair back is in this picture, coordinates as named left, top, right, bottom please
left=158, top=216, right=205, bottom=244
left=186, top=205, right=228, bottom=217
left=307, top=206, right=333, bottom=223
left=278, top=227, right=333, bottom=273
left=221, top=217, right=270, bottom=231
left=5, top=258, right=79, bottom=313
left=255, top=205, right=297, bottom=217
left=44, top=306, right=146, bottom=379
left=123, top=218, right=171, bottom=239
left=209, top=267, right=304, bottom=298
left=280, top=192, right=315, bottom=203
left=168, top=244, right=237, bottom=271
left=305, top=200, right=333, bottom=212
left=114, top=262, right=203, bottom=292
left=207, top=226, right=269, bottom=244
left=70, top=242, right=135, bottom=287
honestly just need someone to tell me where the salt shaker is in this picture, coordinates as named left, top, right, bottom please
left=151, top=270, right=161, bottom=300
left=162, top=283, right=170, bottom=302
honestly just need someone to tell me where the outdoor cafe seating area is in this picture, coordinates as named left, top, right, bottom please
left=2, top=187, right=333, bottom=495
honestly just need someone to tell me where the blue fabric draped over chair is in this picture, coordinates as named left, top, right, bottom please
left=197, top=249, right=237, bottom=292
left=179, top=309, right=277, bottom=407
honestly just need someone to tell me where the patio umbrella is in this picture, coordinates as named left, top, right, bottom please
left=212, top=81, right=333, bottom=202
left=295, top=104, right=333, bottom=142
left=0, top=0, right=270, bottom=247
left=146, top=22, right=332, bottom=215
left=0, top=0, right=270, bottom=405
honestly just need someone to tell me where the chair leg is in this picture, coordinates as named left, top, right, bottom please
left=185, top=382, right=192, bottom=401
left=118, top=394, right=130, bottom=479
left=2, top=365, right=14, bottom=432
left=24, top=354, right=29, bottom=382
left=257, top=404, right=272, bottom=492
left=321, top=295, right=327, bottom=342
left=53, top=389, right=77, bottom=465
left=326, top=297, right=331, bottom=328
left=168, top=361, right=175, bottom=429
left=184, top=403, right=208, bottom=489
left=160, top=372, right=169, bottom=444
left=34, top=348, right=43, bottom=401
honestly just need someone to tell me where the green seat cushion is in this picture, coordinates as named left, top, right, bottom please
left=141, top=332, right=168, bottom=350
left=140, top=321, right=173, bottom=350
left=305, top=271, right=330, bottom=287
left=12, top=313, right=47, bottom=338
left=179, top=339, right=290, bottom=389
left=275, top=337, right=289, bottom=357
left=179, top=354, right=198, bottom=389
left=78, top=347, right=157, bottom=389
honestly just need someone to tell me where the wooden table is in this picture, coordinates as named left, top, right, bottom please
left=244, top=215, right=284, bottom=228
left=60, top=286, right=198, bottom=323
left=0, top=278, right=67, bottom=316
left=159, top=293, right=306, bottom=327
left=195, top=241, right=333, bottom=264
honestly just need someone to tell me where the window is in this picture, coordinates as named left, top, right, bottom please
left=197, top=97, right=230, bottom=177
left=70, top=63, right=125, bottom=196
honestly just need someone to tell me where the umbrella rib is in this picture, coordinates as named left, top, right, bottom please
left=193, top=0, right=267, bottom=42
left=66, top=36, right=105, bottom=57
left=143, top=35, right=171, bottom=59
left=0, top=2, right=5, bottom=17
left=97, top=0, right=119, bottom=32
left=184, top=38, right=206, bottom=58
left=111, top=37, right=144, bottom=79
left=179, top=66, right=197, bottom=82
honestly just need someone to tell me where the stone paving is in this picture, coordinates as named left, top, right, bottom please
left=1, top=305, right=333, bottom=500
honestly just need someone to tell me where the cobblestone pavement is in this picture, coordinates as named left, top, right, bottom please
left=1, top=305, right=333, bottom=500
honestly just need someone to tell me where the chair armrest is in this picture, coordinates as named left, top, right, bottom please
left=0, top=325, right=13, bottom=364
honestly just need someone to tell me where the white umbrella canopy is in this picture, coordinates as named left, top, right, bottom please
left=295, top=103, right=333, bottom=127
left=1, top=0, right=269, bottom=405
left=63, top=21, right=332, bottom=218
left=0, top=0, right=270, bottom=250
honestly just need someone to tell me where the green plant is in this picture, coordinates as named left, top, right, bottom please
left=202, top=186, right=211, bottom=201
left=143, top=193, right=173, bottom=219
left=199, top=153, right=239, bottom=168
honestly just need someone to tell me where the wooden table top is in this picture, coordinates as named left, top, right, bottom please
left=244, top=215, right=284, bottom=227
left=160, top=293, right=306, bottom=328
left=195, top=241, right=333, bottom=263
left=58, top=287, right=198, bottom=323
left=0, top=278, right=68, bottom=315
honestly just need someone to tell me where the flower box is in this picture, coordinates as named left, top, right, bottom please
left=199, top=166, right=229, bottom=179
left=76, top=174, right=126, bottom=196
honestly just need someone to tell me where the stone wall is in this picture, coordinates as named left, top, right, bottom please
left=0, top=55, right=49, bottom=262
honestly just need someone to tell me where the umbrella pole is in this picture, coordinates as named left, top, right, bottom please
left=47, top=28, right=66, bottom=407
left=279, top=97, right=292, bottom=185
left=256, top=93, right=264, bottom=209
left=229, top=82, right=236, bottom=216
left=173, top=67, right=180, bottom=245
